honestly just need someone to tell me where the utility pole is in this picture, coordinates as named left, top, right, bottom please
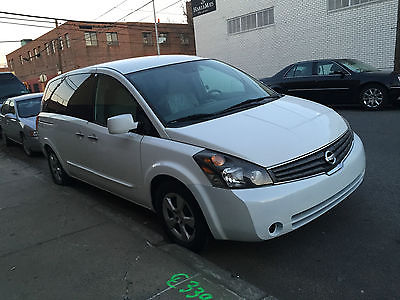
left=152, top=0, right=160, bottom=55
left=395, top=0, right=400, bottom=72
left=55, top=19, right=63, bottom=74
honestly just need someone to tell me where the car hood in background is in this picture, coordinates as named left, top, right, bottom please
left=165, top=96, right=348, bottom=167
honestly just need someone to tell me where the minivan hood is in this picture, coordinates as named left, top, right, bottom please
left=165, top=96, right=348, bottom=167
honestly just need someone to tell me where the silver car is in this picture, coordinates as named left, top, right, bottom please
left=38, top=56, right=365, bottom=251
left=0, top=93, right=42, bottom=156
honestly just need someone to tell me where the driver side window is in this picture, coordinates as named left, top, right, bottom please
left=94, top=75, right=137, bottom=127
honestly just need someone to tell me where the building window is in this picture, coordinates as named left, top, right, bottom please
left=84, top=32, right=98, bottom=46
left=65, top=33, right=71, bottom=48
left=45, top=43, right=50, bottom=55
left=28, top=51, right=32, bottom=61
left=228, top=7, right=274, bottom=35
left=158, top=33, right=168, bottom=44
left=37, top=46, right=41, bottom=58
left=142, top=32, right=152, bottom=45
left=179, top=33, right=190, bottom=45
left=51, top=40, right=56, bottom=54
left=19, top=55, right=23, bottom=65
left=58, top=36, right=64, bottom=50
left=328, top=0, right=377, bottom=10
left=106, top=32, right=118, bottom=45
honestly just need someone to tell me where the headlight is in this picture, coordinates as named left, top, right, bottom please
left=397, top=75, right=400, bottom=83
left=193, top=150, right=273, bottom=189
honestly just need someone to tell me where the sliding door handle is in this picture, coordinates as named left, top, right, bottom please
left=87, top=134, right=98, bottom=141
left=75, top=132, right=84, bottom=138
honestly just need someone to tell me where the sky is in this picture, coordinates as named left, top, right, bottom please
left=0, top=0, right=187, bottom=66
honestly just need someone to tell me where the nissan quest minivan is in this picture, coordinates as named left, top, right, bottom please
left=38, top=55, right=366, bottom=251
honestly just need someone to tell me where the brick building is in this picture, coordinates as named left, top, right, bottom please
left=193, top=0, right=397, bottom=78
left=6, top=20, right=195, bottom=92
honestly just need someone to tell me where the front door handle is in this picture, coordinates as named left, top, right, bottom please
left=87, top=134, right=98, bottom=141
left=75, top=132, right=84, bottom=138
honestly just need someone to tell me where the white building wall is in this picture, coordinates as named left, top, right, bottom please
left=193, top=0, right=398, bottom=78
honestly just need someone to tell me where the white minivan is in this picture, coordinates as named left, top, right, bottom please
left=38, top=55, right=366, bottom=251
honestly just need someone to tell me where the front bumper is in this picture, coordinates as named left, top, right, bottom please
left=190, top=133, right=365, bottom=241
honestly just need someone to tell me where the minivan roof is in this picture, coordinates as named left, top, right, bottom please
left=69, top=55, right=203, bottom=75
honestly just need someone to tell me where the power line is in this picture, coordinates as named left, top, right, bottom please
left=116, top=0, right=153, bottom=22
left=0, top=20, right=54, bottom=29
left=0, top=15, right=54, bottom=24
left=94, top=0, right=130, bottom=20
left=138, top=0, right=185, bottom=22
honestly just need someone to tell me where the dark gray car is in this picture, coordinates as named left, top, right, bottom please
left=0, top=93, right=43, bottom=156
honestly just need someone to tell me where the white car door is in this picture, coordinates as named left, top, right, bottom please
left=83, top=74, right=144, bottom=201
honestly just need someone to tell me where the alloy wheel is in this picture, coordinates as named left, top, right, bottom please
left=362, top=88, right=383, bottom=109
left=49, top=152, right=63, bottom=183
left=162, top=192, right=196, bottom=243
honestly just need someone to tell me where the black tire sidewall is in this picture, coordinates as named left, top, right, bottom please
left=155, top=181, right=209, bottom=252
left=47, top=149, right=69, bottom=185
left=359, top=84, right=388, bottom=110
left=21, top=136, right=32, bottom=156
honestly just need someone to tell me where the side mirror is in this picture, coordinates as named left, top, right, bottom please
left=5, top=113, right=16, bottom=120
left=107, top=114, right=138, bottom=134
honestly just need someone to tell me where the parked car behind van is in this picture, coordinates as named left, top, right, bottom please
left=38, top=55, right=366, bottom=251
left=0, top=93, right=43, bottom=156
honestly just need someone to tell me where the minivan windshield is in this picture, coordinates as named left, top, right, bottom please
left=0, top=73, right=29, bottom=103
left=338, top=59, right=378, bottom=73
left=16, top=97, right=42, bottom=118
left=126, top=59, right=278, bottom=127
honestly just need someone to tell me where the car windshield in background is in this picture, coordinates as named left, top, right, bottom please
left=0, top=74, right=29, bottom=100
left=338, top=59, right=378, bottom=73
left=16, top=97, right=42, bottom=118
left=126, top=59, right=277, bottom=127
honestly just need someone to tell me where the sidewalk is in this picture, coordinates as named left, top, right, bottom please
left=0, top=147, right=275, bottom=300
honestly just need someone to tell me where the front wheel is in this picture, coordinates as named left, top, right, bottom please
left=47, top=149, right=70, bottom=185
left=359, top=85, right=387, bottom=110
left=155, top=181, right=209, bottom=252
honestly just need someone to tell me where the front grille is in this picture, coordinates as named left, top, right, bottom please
left=269, top=130, right=354, bottom=183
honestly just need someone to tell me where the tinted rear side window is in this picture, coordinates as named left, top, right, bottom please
left=42, top=74, right=96, bottom=121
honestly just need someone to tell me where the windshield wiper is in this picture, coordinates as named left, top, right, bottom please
left=221, top=95, right=280, bottom=113
left=167, top=113, right=218, bottom=125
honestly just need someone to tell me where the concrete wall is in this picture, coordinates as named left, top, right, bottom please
left=193, top=0, right=398, bottom=78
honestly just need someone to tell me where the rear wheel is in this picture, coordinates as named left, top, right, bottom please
left=359, top=84, right=387, bottom=110
left=155, top=181, right=209, bottom=252
left=47, top=149, right=70, bottom=185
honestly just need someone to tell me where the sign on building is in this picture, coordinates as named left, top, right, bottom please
left=192, top=0, right=216, bottom=17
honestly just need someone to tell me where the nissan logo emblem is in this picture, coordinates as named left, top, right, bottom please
left=324, top=151, right=336, bottom=165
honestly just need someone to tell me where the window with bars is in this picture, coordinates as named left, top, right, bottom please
left=45, top=43, right=50, bottom=55
left=65, top=33, right=71, bottom=48
left=33, top=48, right=38, bottom=59
left=58, top=37, right=64, bottom=50
left=227, top=7, right=274, bottom=35
left=28, top=51, right=32, bottom=61
left=84, top=32, right=98, bottom=46
left=51, top=40, right=56, bottom=53
left=179, top=33, right=190, bottom=45
left=106, top=32, right=118, bottom=45
left=142, top=32, right=152, bottom=45
left=328, top=0, right=377, bottom=10
left=158, top=33, right=168, bottom=44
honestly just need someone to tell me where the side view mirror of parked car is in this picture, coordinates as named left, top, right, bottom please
left=107, top=114, right=138, bottom=134
left=5, top=113, right=16, bottom=120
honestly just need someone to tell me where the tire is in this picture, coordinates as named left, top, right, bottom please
left=155, top=181, right=209, bottom=252
left=21, top=135, right=32, bottom=156
left=47, top=149, right=70, bottom=185
left=359, top=84, right=388, bottom=110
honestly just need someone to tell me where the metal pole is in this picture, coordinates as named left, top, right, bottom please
left=395, top=0, right=400, bottom=72
left=55, top=19, right=63, bottom=74
left=152, top=0, right=160, bottom=55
